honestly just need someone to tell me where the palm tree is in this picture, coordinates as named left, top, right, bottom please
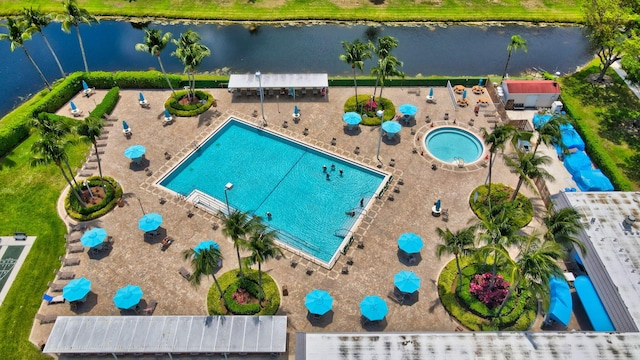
left=60, top=0, right=98, bottom=73
left=544, top=204, right=587, bottom=255
left=533, top=114, right=569, bottom=154
left=77, top=116, right=105, bottom=187
left=371, top=55, right=405, bottom=104
left=435, top=226, right=476, bottom=291
left=31, top=134, right=86, bottom=207
left=30, top=115, right=81, bottom=189
left=21, top=7, right=66, bottom=78
left=339, top=39, right=371, bottom=111
left=136, top=28, right=175, bottom=95
left=0, top=17, right=51, bottom=90
left=172, top=29, right=210, bottom=103
left=494, top=233, right=564, bottom=319
left=501, top=35, right=527, bottom=81
left=370, top=36, right=399, bottom=99
left=480, top=124, right=517, bottom=202
left=218, top=209, right=261, bottom=277
left=244, top=225, right=283, bottom=300
left=504, top=151, right=555, bottom=200
left=182, top=247, right=224, bottom=296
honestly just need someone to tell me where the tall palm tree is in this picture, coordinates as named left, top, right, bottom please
left=218, top=209, right=261, bottom=277
left=339, top=39, right=371, bottom=111
left=371, top=55, right=405, bottom=104
left=480, top=124, right=517, bottom=202
left=136, top=28, right=175, bottom=95
left=370, top=36, right=399, bottom=99
left=60, top=0, right=98, bottom=73
left=533, top=114, right=569, bottom=154
left=435, top=226, right=476, bottom=291
left=30, top=115, right=81, bottom=189
left=172, top=29, right=210, bottom=103
left=544, top=204, right=587, bottom=255
left=501, top=35, right=527, bottom=81
left=77, top=116, right=105, bottom=187
left=0, top=17, right=51, bottom=90
left=495, top=233, right=564, bottom=319
left=21, top=7, right=66, bottom=78
left=244, top=225, right=283, bottom=300
left=182, top=247, right=224, bottom=296
left=31, top=134, right=86, bottom=207
left=504, top=151, right=555, bottom=200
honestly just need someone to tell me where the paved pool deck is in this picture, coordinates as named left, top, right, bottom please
left=30, top=85, right=585, bottom=357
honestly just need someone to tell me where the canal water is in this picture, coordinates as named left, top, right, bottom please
left=0, top=21, right=592, bottom=118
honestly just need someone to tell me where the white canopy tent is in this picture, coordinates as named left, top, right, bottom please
left=229, top=73, right=328, bottom=90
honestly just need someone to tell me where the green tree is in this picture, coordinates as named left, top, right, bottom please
left=480, top=124, right=517, bottom=203
left=584, top=0, right=631, bottom=82
left=172, top=29, right=210, bottom=103
left=77, top=116, right=105, bottom=187
left=435, top=226, right=476, bottom=291
left=218, top=209, right=261, bottom=277
left=0, top=17, right=51, bottom=90
left=21, top=7, right=66, bottom=78
left=30, top=115, right=81, bottom=189
left=244, top=224, right=283, bottom=300
left=501, top=35, right=527, bottom=81
left=60, top=0, right=98, bottom=73
left=533, top=114, right=569, bottom=154
left=182, top=247, right=224, bottom=296
left=136, top=28, right=176, bottom=95
left=544, top=204, right=587, bottom=255
left=370, top=35, right=399, bottom=99
left=339, top=39, right=371, bottom=111
left=371, top=55, right=405, bottom=104
left=504, top=151, right=555, bottom=200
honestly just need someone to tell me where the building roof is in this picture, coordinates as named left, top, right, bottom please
left=229, top=73, right=328, bottom=89
left=504, top=80, right=561, bottom=94
left=554, top=191, right=640, bottom=332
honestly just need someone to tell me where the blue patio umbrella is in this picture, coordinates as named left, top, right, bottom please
left=138, top=212, right=163, bottom=232
left=360, top=295, right=388, bottom=321
left=122, top=120, right=130, bottom=131
left=381, top=120, right=402, bottom=134
left=164, top=109, right=171, bottom=119
left=63, top=277, right=92, bottom=302
left=194, top=240, right=220, bottom=255
left=462, top=90, right=467, bottom=99
left=305, top=289, right=333, bottom=316
left=398, top=104, right=418, bottom=116
left=70, top=101, right=78, bottom=111
left=435, top=199, right=441, bottom=212
left=139, top=92, right=146, bottom=102
left=397, top=232, right=424, bottom=254
left=342, top=112, right=362, bottom=126
left=81, top=227, right=107, bottom=248
left=124, top=145, right=146, bottom=159
left=82, top=80, right=90, bottom=91
left=113, top=284, right=144, bottom=310
left=294, top=105, right=299, bottom=115
left=394, top=270, right=421, bottom=294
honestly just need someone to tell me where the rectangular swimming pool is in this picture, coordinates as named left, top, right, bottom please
left=158, top=118, right=388, bottom=266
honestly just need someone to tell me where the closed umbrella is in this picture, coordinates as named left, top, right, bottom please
left=294, top=105, right=300, bottom=115
left=462, top=90, right=467, bottom=99
left=82, top=80, right=90, bottom=91
left=397, top=232, right=423, bottom=254
left=429, top=88, right=434, bottom=97
left=113, top=284, right=144, bottom=310
left=139, top=92, right=146, bottom=102
left=63, top=277, right=92, bottom=302
left=122, top=120, right=130, bottom=131
left=194, top=240, right=220, bottom=254
left=164, top=109, right=171, bottom=119
left=124, top=145, right=146, bottom=159
left=138, top=212, right=163, bottom=232
left=394, top=270, right=421, bottom=294
left=360, top=295, right=388, bottom=321
left=70, top=101, right=78, bottom=111
left=305, top=289, right=333, bottom=315
left=81, top=227, right=107, bottom=248
left=435, top=199, right=441, bottom=212
left=478, top=78, right=484, bottom=86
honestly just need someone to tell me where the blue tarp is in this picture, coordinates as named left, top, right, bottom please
left=532, top=114, right=553, bottom=128
left=561, top=127, right=585, bottom=151
left=547, top=276, right=572, bottom=326
left=573, top=169, right=614, bottom=192
left=574, top=276, right=615, bottom=331
left=564, top=151, right=592, bottom=175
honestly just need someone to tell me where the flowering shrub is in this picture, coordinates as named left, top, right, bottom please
left=232, top=288, right=250, bottom=305
left=469, top=272, right=510, bottom=308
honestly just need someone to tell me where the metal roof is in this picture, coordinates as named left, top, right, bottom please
left=228, top=73, right=328, bottom=89
left=503, top=80, right=561, bottom=94
left=43, top=315, right=287, bottom=355
left=555, top=191, right=640, bottom=332
left=296, top=331, right=640, bottom=359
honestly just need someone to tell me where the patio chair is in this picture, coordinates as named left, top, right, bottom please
left=161, top=236, right=174, bottom=251
left=306, top=267, right=314, bottom=275
left=387, top=290, right=405, bottom=305
left=346, top=256, right=354, bottom=265
left=54, top=269, right=75, bottom=280
left=179, top=267, right=192, bottom=281
left=60, top=256, right=80, bottom=267
left=65, top=243, right=84, bottom=253
left=48, top=282, right=65, bottom=292
left=43, top=293, right=65, bottom=305
left=290, top=258, right=298, bottom=268
left=65, top=232, right=81, bottom=243
left=341, top=265, right=349, bottom=274
left=36, top=313, right=57, bottom=324
left=140, top=299, right=158, bottom=315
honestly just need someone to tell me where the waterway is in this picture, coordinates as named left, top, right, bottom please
left=0, top=22, right=593, bottom=118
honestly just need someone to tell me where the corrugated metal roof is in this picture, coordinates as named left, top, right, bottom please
left=43, top=315, right=287, bottom=355
left=297, top=332, right=640, bottom=359
left=504, top=80, right=561, bottom=94
left=229, top=73, right=328, bottom=89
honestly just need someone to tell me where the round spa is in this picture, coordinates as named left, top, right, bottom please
left=424, top=127, right=484, bottom=165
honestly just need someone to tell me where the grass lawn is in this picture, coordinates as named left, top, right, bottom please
left=0, top=135, right=88, bottom=358
left=0, top=0, right=584, bottom=23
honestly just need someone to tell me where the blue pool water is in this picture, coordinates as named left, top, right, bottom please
left=425, top=127, right=484, bottom=163
left=159, top=119, right=387, bottom=264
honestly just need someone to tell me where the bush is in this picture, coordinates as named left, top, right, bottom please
left=164, top=90, right=214, bottom=117
left=469, top=272, right=510, bottom=308
left=65, top=176, right=123, bottom=221
left=207, top=268, right=280, bottom=316
left=224, top=280, right=262, bottom=315
left=343, top=94, right=396, bottom=126
left=89, top=87, right=120, bottom=119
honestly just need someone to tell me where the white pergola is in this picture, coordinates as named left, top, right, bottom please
left=228, top=73, right=328, bottom=90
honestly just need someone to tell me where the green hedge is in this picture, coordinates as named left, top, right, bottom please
left=65, top=176, right=123, bottom=221
left=343, top=94, right=396, bottom=126
left=207, top=268, right=280, bottom=316
left=164, top=90, right=214, bottom=117
left=89, top=87, right=120, bottom=119
left=223, top=277, right=263, bottom=315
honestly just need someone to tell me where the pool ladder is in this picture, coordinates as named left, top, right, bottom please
left=453, top=157, right=465, bottom=168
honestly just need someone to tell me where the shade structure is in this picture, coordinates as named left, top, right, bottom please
left=194, top=240, right=220, bottom=254
left=381, top=120, right=402, bottom=134
left=304, top=289, right=333, bottom=316
left=138, top=212, right=163, bottom=232
left=397, top=232, right=423, bottom=254
left=342, top=112, right=362, bottom=126
left=398, top=104, right=418, bottom=117
left=122, top=120, right=130, bottom=130
left=113, top=284, right=144, bottom=310
left=80, top=227, right=107, bottom=248
left=70, top=101, right=78, bottom=111
left=124, top=145, right=146, bottom=160
left=360, top=295, right=388, bottom=321
left=139, top=92, right=146, bottom=102
left=82, top=80, right=90, bottom=90
left=63, top=277, right=91, bottom=302
left=394, top=270, right=421, bottom=294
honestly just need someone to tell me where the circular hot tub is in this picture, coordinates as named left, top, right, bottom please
left=424, top=127, right=484, bottom=164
